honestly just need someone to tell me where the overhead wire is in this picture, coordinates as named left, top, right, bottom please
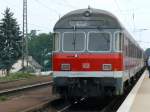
left=34, top=0, right=60, bottom=15
left=137, top=41, right=150, bottom=44
left=113, top=0, right=130, bottom=27
left=63, top=0, right=78, bottom=9
left=53, top=0, right=77, bottom=9
left=113, top=0, right=122, bottom=14
left=1, top=0, right=17, bottom=7
left=112, top=0, right=150, bottom=49
left=1, top=0, right=54, bottom=32
left=29, top=23, right=51, bottom=30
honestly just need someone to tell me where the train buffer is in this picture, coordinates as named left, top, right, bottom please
left=117, top=70, right=150, bottom=112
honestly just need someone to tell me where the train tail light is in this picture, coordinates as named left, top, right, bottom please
left=61, top=64, right=70, bottom=71
left=102, top=64, right=112, bottom=71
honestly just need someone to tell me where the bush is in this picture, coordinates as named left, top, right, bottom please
left=0, top=96, right=7, bottom=101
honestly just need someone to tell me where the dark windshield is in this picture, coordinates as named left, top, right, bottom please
left=63, top=32, right=85, bottom=51
left=88, top=33, right=110, bottom=51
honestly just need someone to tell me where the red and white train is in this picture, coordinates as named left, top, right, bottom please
left=52, top=8, right=145, bottom=99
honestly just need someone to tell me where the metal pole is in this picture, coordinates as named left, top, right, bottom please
left=22, top=0, right=28, bottom=71
left=22, top=0, right=25, bottom=69
left=25, top=0, right=29, bottom=67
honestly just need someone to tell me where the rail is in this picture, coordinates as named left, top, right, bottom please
left=0, top=81, right=53, bottom=96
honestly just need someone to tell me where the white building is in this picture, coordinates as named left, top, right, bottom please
left=0, top=56, right=42, bottom=77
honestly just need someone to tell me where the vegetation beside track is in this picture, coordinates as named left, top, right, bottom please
left=0, top=96, right=8, bottom=101
left=0, top=72, right=35, bottom=82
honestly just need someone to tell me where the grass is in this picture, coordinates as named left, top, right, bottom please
left=0, top=72, right=35, bottom=82
left=0, top=96, right=8, bottom=101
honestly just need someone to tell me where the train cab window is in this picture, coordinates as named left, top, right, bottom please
left=88, top=32, right=111, bottom=51
left=53, top=33, right=60, bottom=51
left=114, top=32, right=123, bottom=51
left=63, top=32, right=85, bottom=51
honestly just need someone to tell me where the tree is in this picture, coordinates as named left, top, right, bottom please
left=0, top=8, right=22, bottom=75
left=28, top=32, right=53, bottom=70
left=145, top=48, right=150, bottom=58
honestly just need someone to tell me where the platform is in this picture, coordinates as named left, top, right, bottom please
left=130, top=70, right=150, bottom=112
left=117, top=70, right=150, bottom=112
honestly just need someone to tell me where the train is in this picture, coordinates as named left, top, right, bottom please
left=52, top=8, right=145, bottom=100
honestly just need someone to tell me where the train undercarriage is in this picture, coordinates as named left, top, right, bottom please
left=52, top=77, right=124, bottom=100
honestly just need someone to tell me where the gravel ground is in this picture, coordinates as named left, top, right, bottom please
left=0, top=85, right=56, bottom=112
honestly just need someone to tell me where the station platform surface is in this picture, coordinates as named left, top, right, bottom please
left=130, top=70, right=150, bottom=112
left=117, top=70, right=150, bottom=112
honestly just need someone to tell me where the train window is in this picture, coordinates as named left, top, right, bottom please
left=124, top=37, right=128, bottom=56
left=88, top=32, right=111, bottom=51
left=53, top=33, right=60, bottom=51
left=129, top=41, right=132, bottom=57
left=63, top=32, right=85, bottom=51
left=114, top=32, right=123, bottom=51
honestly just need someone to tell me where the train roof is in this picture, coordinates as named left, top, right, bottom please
left=54, top=8, right=124, bottom=30
left=60, top=8, right=118, bottom=21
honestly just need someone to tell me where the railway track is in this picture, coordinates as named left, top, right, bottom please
left=0, top=80, right=55, bottom=112
left=0, top=78, right=27, bottom=84
left=0, top=81, right=53, bottom=96
left=0, top=75, right=51, bottom=84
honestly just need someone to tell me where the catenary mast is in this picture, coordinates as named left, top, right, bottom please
left=22, top=0, right=29, bottom=69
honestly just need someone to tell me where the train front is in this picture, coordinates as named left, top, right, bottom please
left=52, top=8, right=124, bottom=100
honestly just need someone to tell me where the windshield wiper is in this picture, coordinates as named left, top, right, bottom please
left=72, top=25, right=76, bottom=51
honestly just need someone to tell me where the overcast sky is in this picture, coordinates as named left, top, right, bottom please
left=0, top=0, right=150, bottom=50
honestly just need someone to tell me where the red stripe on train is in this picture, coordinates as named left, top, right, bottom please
left=52, top=53, right=123, bottom=71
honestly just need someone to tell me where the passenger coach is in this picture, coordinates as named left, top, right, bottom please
left=52, top=8, right=144, bottom=99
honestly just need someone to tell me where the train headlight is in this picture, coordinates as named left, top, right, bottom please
left=82, top=63, right=90, bottom=69
left=61, top=64, right=70, bottom=71
left=84, top=11, right=91, bottom=17
left=102, top=64, right=112, bottom=71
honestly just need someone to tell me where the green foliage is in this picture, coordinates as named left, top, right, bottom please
left=145, top=48, right=150, bottom=58
left=0, top=8, right=22, bottom=74
left=0, top=96, right=8, bottom=101
left=0, top=72, right=35, bottom=81
left=28, top=32, right=53, bottom=70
